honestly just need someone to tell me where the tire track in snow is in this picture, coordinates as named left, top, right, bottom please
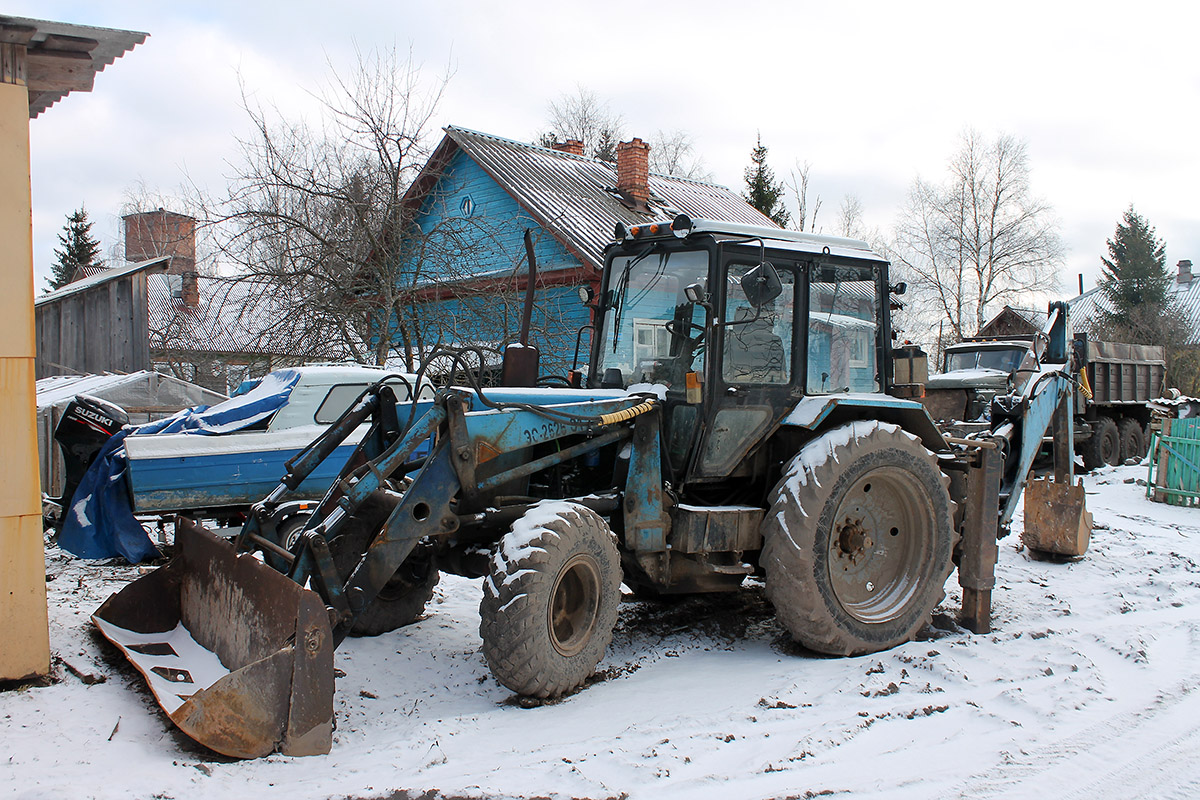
left=955, top=671, right=1200, bottom=798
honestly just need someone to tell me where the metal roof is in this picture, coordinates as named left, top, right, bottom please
left=35, top=256, right=169, bottom=306
left=0, top=15, right=148, bottom=118
left=1070, top=278, right=1200, bottom=346
left=431, top=127, right=780, bottom=272
left=146, top=274, right=338, bottom=358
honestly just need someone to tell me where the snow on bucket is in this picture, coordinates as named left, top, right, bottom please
left=93, top=519, right=333, bottom=758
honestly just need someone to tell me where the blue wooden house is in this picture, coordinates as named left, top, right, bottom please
left=401, top=126, right=777, bottom=378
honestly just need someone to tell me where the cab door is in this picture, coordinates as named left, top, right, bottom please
left=690, top=255, right=802, bottom=480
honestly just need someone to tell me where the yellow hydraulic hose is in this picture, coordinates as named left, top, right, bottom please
left=1078, top=368, right=1094, bottom=400
left=598, top=400, right=656, bottom=426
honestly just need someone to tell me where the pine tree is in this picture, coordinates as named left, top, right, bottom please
left=742, top=133, right=791, bottom=228
left=1099, top=206, right=1169, bottom=320
left=1092, top=206, right=1190, bottom=366
left=49, top=207, right=103, bottom=290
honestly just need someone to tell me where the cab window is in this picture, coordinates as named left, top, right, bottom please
left=723, top=263, right=794, bottom=384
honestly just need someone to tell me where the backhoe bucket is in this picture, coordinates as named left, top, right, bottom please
left=1021, top=476, right=1093, bottom=557
left=93, top=519, right=334, bottom=758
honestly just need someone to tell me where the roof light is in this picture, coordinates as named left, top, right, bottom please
left=671, top=214, right=693, bottom=238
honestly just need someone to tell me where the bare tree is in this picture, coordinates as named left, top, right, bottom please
left=207, top=47, right=531, bottom=369
left=539, top=85, right=626, bottom=161
left=540, top=88, right=711, bottom=181
left=648, top=128, right=712, bottom=181
left=787, top=161, right=822, bottom=233
left=891, top=129, right=1062, bottom=341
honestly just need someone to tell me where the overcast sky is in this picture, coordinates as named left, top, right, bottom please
left=17, top=1, right=1200, bottom=301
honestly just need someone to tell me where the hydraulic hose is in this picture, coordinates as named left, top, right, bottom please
left=598, top=400, right=656, bottom=426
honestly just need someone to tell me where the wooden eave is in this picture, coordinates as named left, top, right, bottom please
left=0, top=15, right=147, bottom=118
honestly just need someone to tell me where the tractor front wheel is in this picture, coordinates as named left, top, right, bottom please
left=479, top=502, right=621, bottom=698
left=761, top=422, right=955, bottom=656
left=329, top=489, right=439, bottom=637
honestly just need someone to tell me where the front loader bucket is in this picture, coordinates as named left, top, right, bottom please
left=1021, top=476, right=1093, bottom=557
left=93, top=519, right=334, bottom=758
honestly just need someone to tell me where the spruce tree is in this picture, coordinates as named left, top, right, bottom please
left=742, top=133, right=791, bottom=228
left=1099, top=206, right=1169, bottom=321
left=1092, top=205, right=1191, bottom=365
left=49, top=207, right=103, bottom=290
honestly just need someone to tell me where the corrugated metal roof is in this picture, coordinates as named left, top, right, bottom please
left=438, top=127, right=779, bottom=272
left=147, top=274, right=341, bottom=358
left=35, top=256, right=169, bottom=306
left=1070, top=278, right=1200, bottom=345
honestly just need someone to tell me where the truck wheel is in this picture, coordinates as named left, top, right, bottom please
left=1083, top=416, right=1120, bottom=470
left=1118, top=418, right=1147, bottom=463
left=761, top=422, right=955, bottom=656
left=480, top=502, right=621, bottom=698
left=330, top=489, right=440, bottom=637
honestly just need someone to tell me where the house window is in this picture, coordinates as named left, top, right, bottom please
left=460, top=195, right=475, bottom=217
left=633, top=319, right=672, bottom=365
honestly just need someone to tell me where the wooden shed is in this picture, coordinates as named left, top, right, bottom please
left=33, top=255, right=168, bottom=378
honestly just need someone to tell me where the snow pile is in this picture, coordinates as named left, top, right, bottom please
left=6, top=465, right=1200, bottom=799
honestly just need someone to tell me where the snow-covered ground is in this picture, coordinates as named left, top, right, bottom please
left=5, top=463, right=1200, bottom=800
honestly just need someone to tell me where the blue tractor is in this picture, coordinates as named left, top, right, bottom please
left=95, top=216, right=1089, bottom=757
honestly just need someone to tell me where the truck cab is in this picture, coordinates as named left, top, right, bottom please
left=924, top=340, right=1031, bottom=422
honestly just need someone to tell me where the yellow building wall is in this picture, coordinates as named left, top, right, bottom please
left=0, top=78, right=50, bottom=681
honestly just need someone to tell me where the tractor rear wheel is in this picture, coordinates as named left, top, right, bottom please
left=761, top=422, right=955, bottom=656
left=1083, top=416, right=1120, bottom=470
left=479, top=502, right=621, bottom=698
left=329, top=489, right=439, bottom=637
left=1118, top=418, right=1147, bottom=463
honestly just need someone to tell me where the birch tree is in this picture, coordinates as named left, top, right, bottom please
left=891, top=130, right=1063, bottom=343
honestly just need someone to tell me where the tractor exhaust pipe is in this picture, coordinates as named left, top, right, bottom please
left=93, top=519, right=334, bottom=758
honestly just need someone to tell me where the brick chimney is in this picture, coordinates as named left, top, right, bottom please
left=1178, top=259, right=1193, bottom=284
left=551, top=139, right=584, bottom=156
left=123, top=208, right=197, bottom=274
left=180, top=271, right=200, bottom=307
left=616, top=138, right=651, bottom=209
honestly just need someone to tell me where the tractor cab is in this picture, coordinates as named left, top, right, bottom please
left=590, top=215, right=894, bottom=485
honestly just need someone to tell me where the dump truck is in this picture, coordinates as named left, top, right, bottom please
left=93, top=216, right=1090, bottom=758
left=924, top=336, right=1166, bottom=469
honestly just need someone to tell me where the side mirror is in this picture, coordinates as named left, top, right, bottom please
left=684, top=283, right=705, bottom=304
left=741, top=262, right=782, bottom=308
left=889, top=281, right=907, bottom=296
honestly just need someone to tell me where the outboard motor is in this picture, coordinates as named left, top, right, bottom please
left=52, top=393, right=129, bottom=514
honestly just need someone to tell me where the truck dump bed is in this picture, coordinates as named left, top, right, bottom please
left=1083, top=340, right=1165, bottom=405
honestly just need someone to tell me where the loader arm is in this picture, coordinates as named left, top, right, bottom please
left=301, top=391, right=651, bottom=642
left=94, top=383, right=660, bottom=758
left=983, top=302, right=1087, bottom=532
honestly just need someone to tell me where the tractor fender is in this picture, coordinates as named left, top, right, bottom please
left=779, top=393, right=947, bottom=454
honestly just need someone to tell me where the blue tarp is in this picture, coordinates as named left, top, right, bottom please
left=58, top=370, right=302, bottom=563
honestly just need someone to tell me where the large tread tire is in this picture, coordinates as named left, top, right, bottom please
left=480, top=502, right=621, bottom=698
left=1118, top=418, right=1147, bottom=464
left=329, top=489, right=439, bottom=637
left=761, top=421, right=955, bottom=657
left=1083, top=416, right=1120, bottom=470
